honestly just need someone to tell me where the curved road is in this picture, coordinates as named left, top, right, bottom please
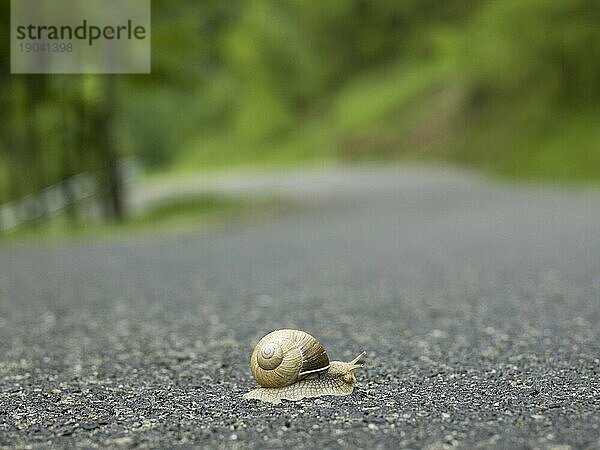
left=1, top=167, right=599, bottom=448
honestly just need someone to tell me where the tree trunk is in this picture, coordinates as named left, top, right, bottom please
left=97, top=76, right=125, bottom=221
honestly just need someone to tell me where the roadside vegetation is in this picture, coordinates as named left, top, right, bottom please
left=163, top=0, right=600, bottom=182
left=0, top=194, right=279, bottom=244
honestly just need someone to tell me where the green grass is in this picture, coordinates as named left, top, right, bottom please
left=170, top=60, right=450, bottom=173
left=0, top=194, right=282, bottom=244
left=170, top=54, right=600, bottom=184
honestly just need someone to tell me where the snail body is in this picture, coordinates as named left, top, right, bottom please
left=243, top=329, right=365, bottom=404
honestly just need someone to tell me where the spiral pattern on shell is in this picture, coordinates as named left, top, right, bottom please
left=250, top=329, right=330, bottom=388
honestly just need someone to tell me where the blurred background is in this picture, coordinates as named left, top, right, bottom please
left=0, top=0, right=599, bottom=238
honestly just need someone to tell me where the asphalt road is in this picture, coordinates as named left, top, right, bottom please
left=1, top=167, right=599, bottom=449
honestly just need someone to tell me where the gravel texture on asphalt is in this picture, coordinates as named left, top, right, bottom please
left=0, top=168, right=599, bottom=449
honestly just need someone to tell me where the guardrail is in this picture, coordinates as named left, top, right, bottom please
left=0, top=157, right=139, bottom=232
left=0, top=174, right=97, bottom=232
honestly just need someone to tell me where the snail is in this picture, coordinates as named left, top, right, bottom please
left=242, top=329, right=365, bottom=404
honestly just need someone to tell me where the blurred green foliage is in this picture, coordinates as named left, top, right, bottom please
left=149, top=0, right=600, bottom=180
left=1, top=0, right=599, bottom=220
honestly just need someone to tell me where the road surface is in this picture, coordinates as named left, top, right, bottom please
left=1, top=167, right=599, bottom=448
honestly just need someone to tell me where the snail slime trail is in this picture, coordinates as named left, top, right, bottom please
left=243, top=329, right=366, bottom=404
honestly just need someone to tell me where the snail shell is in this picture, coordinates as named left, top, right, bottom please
left=250, top=329, right=330, bottom=388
